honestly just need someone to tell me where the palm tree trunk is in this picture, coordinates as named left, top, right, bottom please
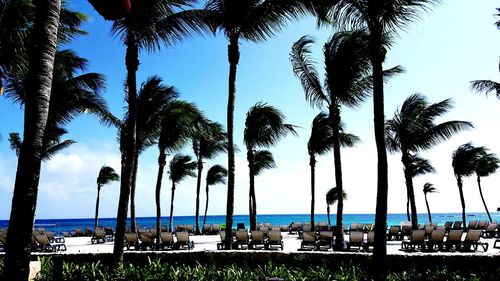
left=169, top=181, right=176, bottom=232
left=130, top=152, right=139, bottom=233
left=195, top=157, right=203, bottom=234
left=247, top=147, right=257, bottom=231
left=94, top=184, right=102, bottom=229
left=113, top=30, right=139, bottom=263
left=225, top=35, right=239, bottom=249
left=331, top=107, right=345, bottom=250
left=477, top=176, right=492, bottom=222
left=424, top=193, right=432, bottom=223
left=309, top=153, right=315, bottom=230
left=203, top=181, right=210, bottom=226
left=406, top=194, right=410, bottom=222
left=402, top=153, right=418, bottom=229
left=456, top=175, right=466, bottom=229
left=327, top=205, right=331, bottom=226
left=154, top=149, right=166, bottom=249
left=4, top=1, right=61, bottom=278
left=369, top=27, right=388, bottom=276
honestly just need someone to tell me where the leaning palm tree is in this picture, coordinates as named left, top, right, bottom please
left=385, top=93, right=472, bottom=229
left=127, top=76, right=178, bottom=233
left=95, top=166, right=120, bottom=229
left=203, top=0, right=307, bottom=248
left=291, top=31, right=382, bottom=249
left=326, top=187, right=347, bottom=226
left=192, top=121, right=228, bottom=234
left=422, top=182, right=437, bottom=223
left=307, top=112, right=359, bottom=229
left=87, top=0, right=207, bottom=260
left=471, top=60, right=500, bottom=100
left=452, top=143, right=485, bottom=228
left=203, top=164, right=227, bottom=226
left=244, top=102, right=296, bottom=230
left=310, top=0, right=440, bottom=265
left=406, top=155, right=435, bottom=221
left=475, top=150, right=499, bottom=222
left=154, top=100, right=201, bottom=248
left=168, top=154, right=197, bottom=231
left=3, top=2, right=90, bottom=277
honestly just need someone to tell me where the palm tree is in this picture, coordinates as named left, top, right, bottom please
left=192, top=121, right=228, bottom=234
left=244, top=102, right=296, bottom=230
left=95, top=166, right=120, bottom=229
left=203, top=0, right=307, bottom=248
left=168, top=154, right=197, bottom=231
left=385, top=93, right=472, bottom=229
left=471, top=60, right=500, bottom=100
left=291, top=31, right=377, bottom=249
left=422, top=182, right=437, bottom=223
left=452, top=143, right=485, bottom=228
left=203, top=164, right=228, bottom=226
left=8, top=128, right=75, bottom=161
left=406, top=155, right=435, bottom=221
left=310, top=0, right=440, bottom=265
left=128, top=76, right=178, bottom=233
left=475, top=150, right=499, bottom=222
left=307, top=112, right=359, bottom=229
left=154, top=100, right=201, bottom=248
left=89, top=0, right=206, bottom=260
left=326, top=187, right=347, bottom=226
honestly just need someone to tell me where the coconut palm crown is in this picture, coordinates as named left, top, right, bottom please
left=422, top=182, right=437, bottom=223
left=203, top=164, right=228, bottom=225
left=385, top=93, right=472, bottom=229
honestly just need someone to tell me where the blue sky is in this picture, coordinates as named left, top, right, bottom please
left=1, top=1, right=500, bottom=220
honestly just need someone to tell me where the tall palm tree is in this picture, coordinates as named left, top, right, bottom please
left=291, top=31, right=380, bottom=249
left=192, top=121, right=228, bottom=234
left=307, top=112, right=359, bottom=229
left=422, top=182, right=437, bottom=223
left=244, top=102, right=296, bottom=230
left=310, top=0, right=440, bottom=265
left=95, top=166, right=120, bottom=229
left=452, top=143, right=485, bottom=228
left=406, top=155, right=435, bottom=221
left=154, top=100, right=201, bottom=248
left=475, top=150, right=499, bottom=222
left=203, top=164, right=227, bottom=226
left=4, top=0, right=62, bottom=279
left=168, top=154, right=197, bottom=231
left=471, top=60, right=500, bottom=100
left=326, top=187, right=347, bottom=226
left=128, top=76, right=178, bottom=233
left=89, top=0, right=207, bottom=260
left=203, top=0, right=307, bottom=248
left=385, top=93, right=472, bottom=229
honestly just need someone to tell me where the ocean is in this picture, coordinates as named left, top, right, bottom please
left=0, top=212, right=498, bottom=234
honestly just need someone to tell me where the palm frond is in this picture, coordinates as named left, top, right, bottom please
left=326, top=186, right=347, bottom=205
left=97, top=165, right=120, bottom=186
left=471, top=79, right=500, bottom=99
left=41, top=139, right=76, bottom=160
left=452, top=142, right=486, bottom=177
left=408, top=154, right=435, bottom=177
left=206, top=164, right=228, bottom=186
left=253, top=150, right=276, bottom=176
left=169, top=154, right=197, bottom=183
left=423, top=182, right=437, bottom=194
left=290, top=35, right=327, bottom=109
left=476, top=152, right=500, bottom=178
left=8, top=132, right=22, bottom=156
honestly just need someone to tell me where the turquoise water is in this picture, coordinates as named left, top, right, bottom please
left=0, top=212, right=497, bottom=234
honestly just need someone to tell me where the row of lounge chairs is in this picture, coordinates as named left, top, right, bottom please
left=299, top=231, right=375, bottom=251
left=401, top=229, right=488, bottom=252
left=217, top=230, right=284, bottom=250
left=90, top=227, right=114, bottom=244
left=32, top=230, right=67, bottom=252
left=124, top=231, right=194, bottom=250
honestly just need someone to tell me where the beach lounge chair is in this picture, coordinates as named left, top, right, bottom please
left=259, top=226, right=269, bottom=237
left=300, top=231, right=317, bottom=251
left=175, top=231, right=194, bottom=250
left=235, top=230, right=249, bottom=249
left=139, top=233, right=155, bottom=250
left=289, top=223, right=300, bottom=234
left=104, top=227, right=114, bottom=241
left=476, top=220, right=487, bottom=230
left=217, top=231, right=226, bottom=250
left=347, top=231, right=364, bottom=251
left=45, top=231, right=65, bottom=243
left=461, top=230, right=488, bottom=252
left=160, top=232, right=174, bottom=250
left=485, top=223, right=498, bottom=238
left=202, top=224, right=212, bottom=235
left=267, top=230, right=284, bottom=250
left=186, top=224, right=195, bottom=233
left=424, top=225, right=435, bottom=239
left=467, top=220, right=478, bottom=230
left=444, top=221, right=453, bottom=231
left=91, top=228, right=106, bottom=244
left=425, top=229, right=446, bottom=251
left=401, top=230, right=425, bottom=251
left=400, top=225, right=412, bottom=240
left=363, top=231, right=375, bottom=252
left=280, top=225, right=289, bottom=232
left=150, top=228, right=158, bottom=238
left=84, top=227, right=92, bottom=236
left=175, top=225, right=186, bottom=233
left=34, top=234, right=66, bottom=252
left=452, top=221, right=462, bottom=230
left=263, top=222, right=272, bottom=228
left=75, top=228, right=83, bottom=237
left=387, top=226, right=401, bottom=241
left=316, top=231, right=334, bottom=251
left=249, top=231, right=265, bottom=249
left=301, top=224, right=312, bottom=232
left=124, top=232, right=140, bottom=250
left=444, top=229, right=463, bottom=251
